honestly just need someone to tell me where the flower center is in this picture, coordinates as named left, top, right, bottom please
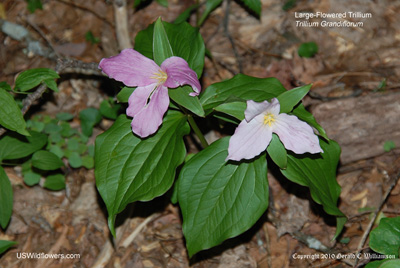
left=263, top=113, right=276, bottom=127
left=150, top=70, right=168, bottom=85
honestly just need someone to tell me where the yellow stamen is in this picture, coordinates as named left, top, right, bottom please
left=150, top=70, right=168, bottom=84
left=263, top=113, right=276, bottom=126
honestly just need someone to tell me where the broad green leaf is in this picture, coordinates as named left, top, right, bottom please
left=298, top=42, right=318, bottom=58
left=277, top=84, right=311, bottom=114
left=44, top=174, right=65, bottom=190
left=153, top=18, right=174, bottom=65
left=198, top=0, right=223, bottom=26
left=23, top=171, right=41, bottom=186
left=26, top=0, right=42, bottom=13
left=291, top=104, right=328, bottom=140
left=0, top=88, right=29, bottom=136
left=100, top=99, right=121, bottom=120
left=0, top=82, right=12, bottom=91
left=79, top=108, right=102, bottom=137
left=0, top=131, right=47, bottom=161
left=267, top=134, right=287, bottom=169
left=379, top=260, right=400, bottom=268
left=32, top=150, right=64, bottom=170
left=370, top=217, right=400, bottom=258
left=68, top=152, right=82, bottom=168
left=200, top=74, right=286, bottom=113
left=14, top=68, right=59, bottom=92
left=56, top=112, right=74, bottom=121
left=117, top=87, right=135, bottom=103
left=0, top=166, right=13, bottom=229
left=214, top=102, right=246, bottom=121
left=366, top=260, right=391, bottom=268
left=135, top=21, right=205, bottom=117
left=178, top=137, right=268, bottom=257
left=44, top=79, right=59, bottom=92
left=174, top=4, right=199, bottom=24
left=240, top=0, right=261, bottom=16
left=95, top=111, right=189, bottom=236
left=280, top=139, right=346, bottom=237
left=168, top=86, right=204, bottom=117
left=82, top=155, right=94, bottom=169
left=0, top=240, right=17, bottom=254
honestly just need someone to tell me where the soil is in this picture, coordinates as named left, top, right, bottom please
left=1, top=0, right=400, bottom=267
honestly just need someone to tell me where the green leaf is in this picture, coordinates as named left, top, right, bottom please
left=43, top=174, right=65, bottom=190
left=135, top=20, right=205, bottom=117
left=23, top=170, right=41, bottom=186
left=26, top=0, right=43, bottom=13
left=0, top=240, right=17, bottom=254
left=366, top=260, right=391, bottom=268
left=200, top=74, right=286, bottom=113
left=168, top=86, right=205, bottom=117
left=67, top=138, right=80, bottom=151
left=370, top=217, right=400, bottom=258
left=277, top=84, right=311, bottom=113
left=291, top=104, right=328, bottom=140
left=298, top=42, right=318, bottom=58
left=117, top=87, right=135, bottom=103
left=0, top=82, right=12, bottom=91
left=198, top=0, right=223, bottom=26
left=43, top=122, right=62, bottom=134
left=384, top=141, right=396, bottom=152
left=178, top=137, right=268, bottom=256
left=14, top=68, right=59, bottom=92
left=95, top=111, right=189, bottom=236
left=100, top=99, right=121, bottom=120
left=155, top=0, right=168, bottom=7
left=85, top=30, right=100, bottom=44
left=0, top=88, right=29, bottom=136
left=240, top=0, right=261, bottom=16
left=82, top=155, right=94, bottom=169
left=280, top=139, right=346, bottom=237
left=174, top=4, right=199, bottom=24
left=68, top=151, right=82, bottom=168
left=0, top=131, right=47, bottom=161
left=56, top=112, right=74, bottom=121
left=282, top=0, right=296, bottom=11
left=153, top=18, right=174, bottom=66
left=214, top=102, right=246, bottom=121
left=0, top=166, right=13, bottom=229
left=79, top=108, right=102, bottom=137
left=378, top=260, right=400, bottom=268
left=32, top=150, right=64, bottom=170
left=44, top=79, right=59, bottom=92
left=267, top=134, right=287, bottom=169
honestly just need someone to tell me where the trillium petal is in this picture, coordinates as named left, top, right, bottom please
left=126, top=83, right=157, bottom=118
left=99, top=49, right=160, bottom=87
left=273, top=113, right=323, bottom=154
left=130, top=85, right=169, bottom=138
left=160, top=56, right=201, bottom=96
left=245, top=98, right=280, bottom=122
left=226, top=114, right=272, bottom=161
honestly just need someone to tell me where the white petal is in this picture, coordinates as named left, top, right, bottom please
left=245, top=98, right=280, bottom=122
left=226, top=114, right=272, bottom=161
left=273, top=113, right=323, bottom=154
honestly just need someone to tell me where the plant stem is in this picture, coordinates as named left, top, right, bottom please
left=187, top=114, right=209, bottom=148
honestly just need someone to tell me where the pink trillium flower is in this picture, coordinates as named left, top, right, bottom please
left=99, top=49, right=201, bottom=138
left=227, top=98, right=323, bottom=161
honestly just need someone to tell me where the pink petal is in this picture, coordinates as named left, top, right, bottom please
left=99, top=49, right=160, bottom=87
left=160, top=56, right=201, bottom=96
left=226, top=114, right=272, bottom=161
left=245, top=98, right=280, bottom=122
left=126, top=83, right=157, bottom=117
left=130, top=85, right=170, bottom=138
left=273, top=113, right=323, bottom=154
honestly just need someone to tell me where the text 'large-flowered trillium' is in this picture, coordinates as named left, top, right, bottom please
left=99, top=49, right=201, bottom=138
left=227, top=98, right=323, bottom=161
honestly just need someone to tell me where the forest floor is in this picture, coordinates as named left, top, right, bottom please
left=1, top=0, right=400, bottom=267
